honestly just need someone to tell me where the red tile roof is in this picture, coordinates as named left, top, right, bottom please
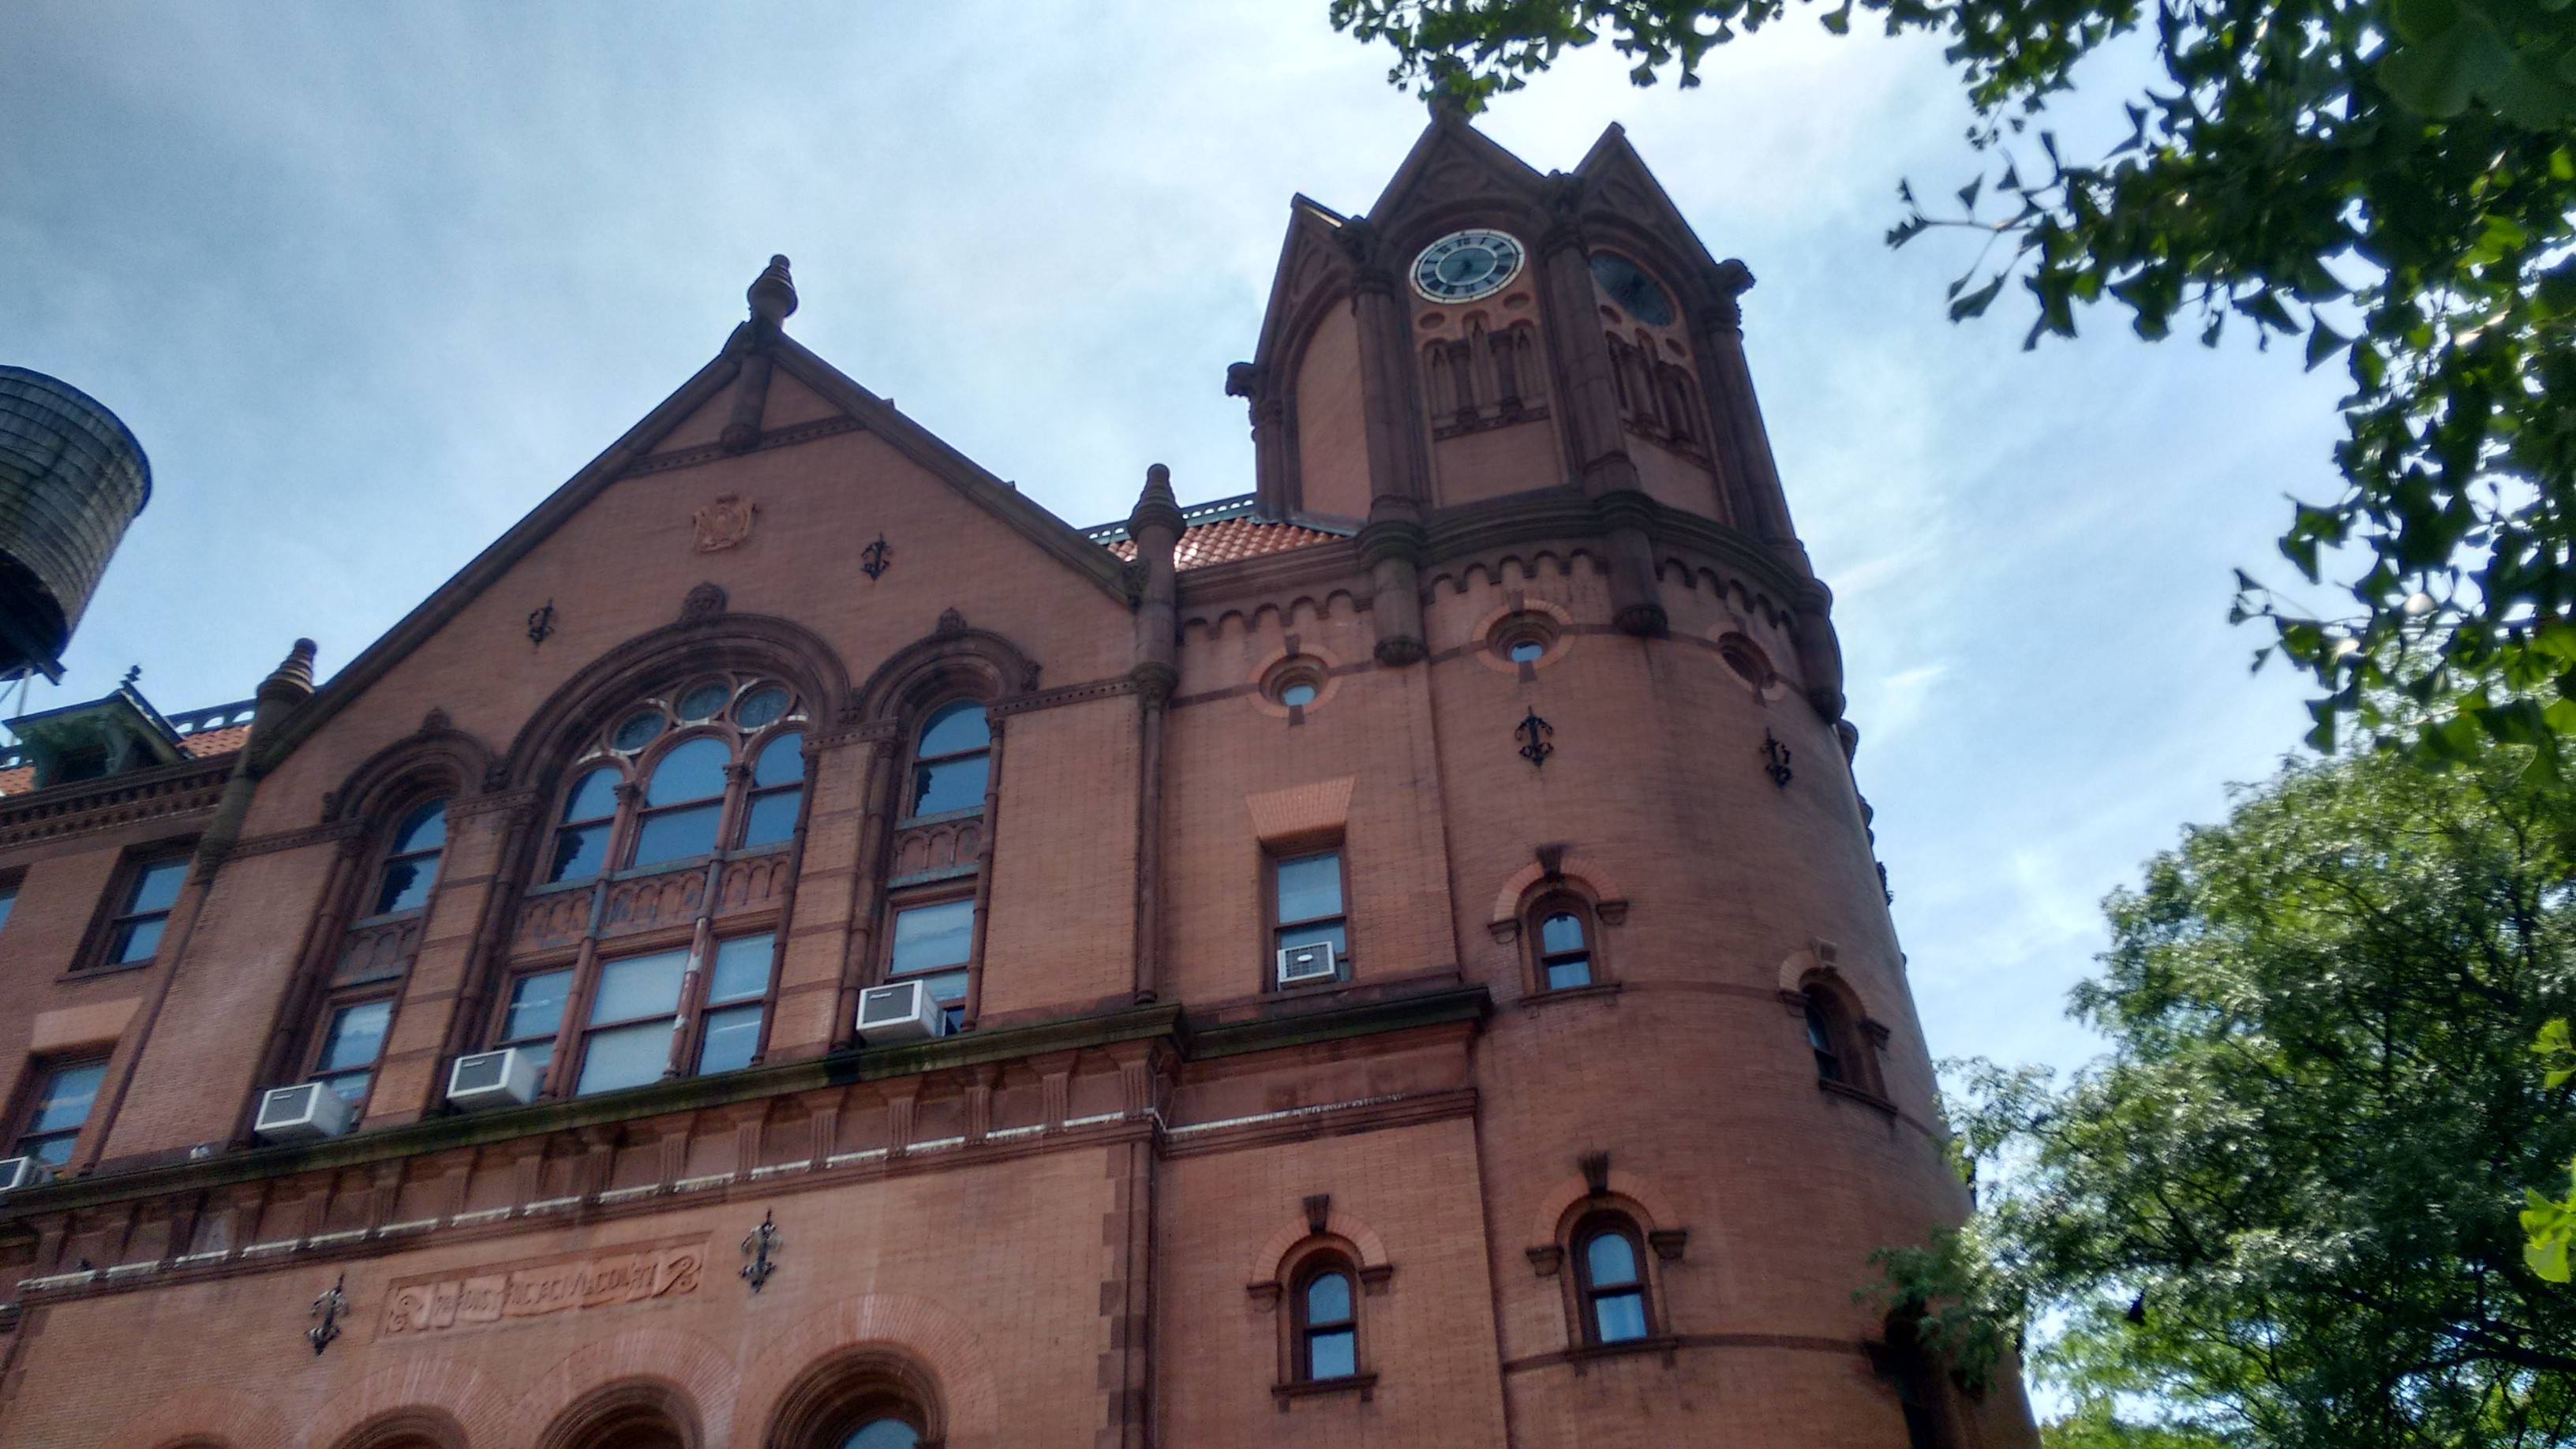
left=0, top=722, right=249, bottom=798
left=1107, top=516, right=1342, bottom=571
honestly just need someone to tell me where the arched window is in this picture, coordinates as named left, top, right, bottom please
left=370, top=800, right=447, bottom=915
left=1532, top=900, right=1595, bottom=990
left=1802, top=981, right=1882, bottom=1096
left=490, top=676, right=807, bottom=1099
left=1576, top=1219, right=1653, bottom=1345
left=537, top=677, right=809, bottom=886
left=765, top=1348, right=943, bottom=1449
left=908, top=701, right=990, bottom=818
left=1295, top=1263, right=1359, bottom=1381
left=1806, top=994, right=1845, bottom=1083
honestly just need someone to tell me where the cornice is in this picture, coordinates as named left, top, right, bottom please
left=0, top=758, right=234, bottom=851
left=987, top=673, right=1137, bottom=718
left=616, top=414, right=866, bottom=477
left=220, top=818, right=365, bottom=862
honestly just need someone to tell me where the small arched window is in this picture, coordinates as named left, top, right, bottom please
left=1806, top=994, right=1845, bottom=1083
left=1533, top=903, right=1593, bottom=990
left=369, top=799, right=448, bottom=915
left=549, top=767, right=620, bottom=883
left=1577, top=1219, right=1652, bottom=1345
left=909, top=702, right=990, bottom=817
left=742, top=732, right=806, bottom=847
left=632, top=736, right=729, bottom=867
left=1295, top=1264, right=1360, bottom=1381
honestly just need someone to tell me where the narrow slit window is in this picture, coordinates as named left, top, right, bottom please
left=909, top=702, right=990, bottom=817
left=370, top=799, right=449, bottom=915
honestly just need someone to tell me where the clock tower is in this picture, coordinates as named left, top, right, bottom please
left=1226, top=104, right=1840, bottom=721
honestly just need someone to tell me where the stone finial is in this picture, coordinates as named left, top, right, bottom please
left=1129, top=462, right=1183, bottom=541
left=747, top=255, right=798, bottom=326
left=260, top=638, right=317, bottom=702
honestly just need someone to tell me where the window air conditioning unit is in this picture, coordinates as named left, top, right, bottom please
left=856, top=979, right=949, bottom=1044
left=446, top=1047, right=541, bottom=1111
left=0, top=1156, right=52, bottom=1194
left=254, top=1081, right=351, bottom=1144
left=1277, top=942, right=1338, bottom=986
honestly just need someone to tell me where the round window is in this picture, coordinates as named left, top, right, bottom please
left=1280, top=680, right=1319, bottom=707
left=612, top=710, right=665, bottom=752
left=1264, top=657, right=1329, bottom=711
left=1488, top=613, right=1559, bottom=666
left=676, top=682, right=732, bottom=721
left=1507, top=638, right=1545, bottom=665
left=736, top=687, right=791, bottom=728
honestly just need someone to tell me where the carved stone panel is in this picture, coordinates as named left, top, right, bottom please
left=890, top=817, right=982, bottom=880
left=716, top=852, right=788, bottom=915
left=599, top=868, right=707, bottom=941
left=334, top=918, right=422, bottom=987
left=380, top=1234, right=706, bottom=1338
left=515, top=891, right=590, bottom=953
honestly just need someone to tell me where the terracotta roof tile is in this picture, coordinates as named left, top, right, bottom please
left=1106, top=516, right=1342, bottom=571
left=179, top=724, right=249, bottom=758
left=0, top=766, right=29, bottom=796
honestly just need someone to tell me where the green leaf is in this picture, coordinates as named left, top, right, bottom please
left=2379, top=12, right=2514, bottom=118
left=1950, top=274, right=2009, bottom=320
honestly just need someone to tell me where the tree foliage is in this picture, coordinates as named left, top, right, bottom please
left=1328, top=0, right=2576, bottom=755
left=1889, top=751, right=2576, bottom=1445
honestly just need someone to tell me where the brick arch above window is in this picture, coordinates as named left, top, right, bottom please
left=738, top=1293, right=1001, bottom=1449
left=107, top=1384, right=289, bottom=1449
left=301, top=1356, right=512, bottom=1449
left=850, top=620, right=1040, bottom=727
left=1248, top=1203, right=1395, bottom=1292
left=513, top=1327, right=739, bottom=1449
left=1486, top=852, right=1629, bottom=942
left=500, top=612, right=853, bottom=796
left=321, top=711, right=493, bottom=826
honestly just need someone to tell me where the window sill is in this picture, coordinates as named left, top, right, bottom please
left=1519, top=981, right=1621, bottom=1010
left=58, top=959, right=152, bottom=983
left=894, top=806, right=984, bottom=830
left=1267, top=969, right=1354, bottom=1001
left=1563, top=1335, right=1681, bottom=1370
left=1272, top=1372, right=1376, bottom=1406
left=1819, top=1078, right=1898, bottom=1117
left=347, top=907, right=428, bottom=930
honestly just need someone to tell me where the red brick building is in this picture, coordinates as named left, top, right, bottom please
left=0, top=113, right=2035, bottom=1447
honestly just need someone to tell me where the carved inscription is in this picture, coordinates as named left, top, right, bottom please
left=379, top=1236, right=705, bottom=1337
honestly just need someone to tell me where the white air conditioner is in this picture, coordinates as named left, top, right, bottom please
left=446, top=1047, right=541, bottom=1111
left=1277, top=942, right=1339, bottom=986
left=857, top=979, right=949, bottom=1043
left=0, top=1155, right=52, bottom=1193
left=254, top=1081, right=351, bottom=1144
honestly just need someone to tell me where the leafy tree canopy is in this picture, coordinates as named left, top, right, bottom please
left=1872, top=750, right=2576, bottom=1445
left=1329, top=0, right=2576, bottom=756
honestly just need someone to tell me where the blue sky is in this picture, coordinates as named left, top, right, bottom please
left=1, top=1, right=2337, bottom=1079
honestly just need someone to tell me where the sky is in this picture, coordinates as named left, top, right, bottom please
left=0, top=1, right=2342, bottom=1080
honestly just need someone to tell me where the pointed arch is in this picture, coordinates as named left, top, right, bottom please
left=850, top=623, right=1039, bottom=726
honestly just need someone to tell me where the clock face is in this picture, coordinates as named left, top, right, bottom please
left=1411, top=230, right=1526, bottom=304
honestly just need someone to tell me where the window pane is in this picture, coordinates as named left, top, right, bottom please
left=919, top=701, right=990, bottom=757
left=1280, top=681, right=1317, bottom=707
left=708, top=934, right=773, bottom=1004
left=127, top=859, right=188, bottom=915
left=1309, top=1327, right=1356, bottom=1380
left=646, top=737, right=729, bottom=806
left=1275, top=853, right=1342, bottom=923
left=735, top=687, right=790, bottom=728
left=1546, top=958, right=1593, bottom=990
left=1594, top=1290, right=1649, bottom=1342
left=320, top=1070, right=373, bottom=1105
left=30, top=1061, right=105, bottom=1136
left=563, top=766, right=620, bottom=822
left=514, top=1040, right=553, bottom=1076
left=1586, top=1231, right=1640, bottom=1287
left=0, top=886, right=15, bottom=934
left=548, top=822, right=612, bottom=882
left=753, top=732, right=804, bottom=787
left=631, top=803, right=722, bottom=866
left=676, top=683, right=730, bottom=721
left=28, top=1134, right=77, bottom=1167
left=841, top=1423, right=919, bottom=1449
left=890, top=900, right=975, bottom=972
left=373, top=855, right=436, bottom=915
left=917, top=968, right=969, bottom=1004
left=612, top=710, right=664, bottom=751
left=1305, top=1271, right=1352, bottom=1324
left=319, top=1000, right=393, bottom=1073
left=741, top=788, right=801, bottom=848
left=390, top=800, right=448, bottom=854
left=696, top=1003, right=763, bottom=1075
left=1541, top=912, right=1586, bottom=954
left=109, top=915, right=166, bottom=964
left=576, top=1018, right=675, bottom=1095
left=503, top=970, right=573, bottom=1043
left=1509, top=638, right=1545, bottom=663
left=1277, top=921, right=1346, bottom=960
left=910, top=756, right=987, bottom=816
left=1806, top=1002, right=1836, bottom=1054
left=590, top=950, right=687, bottom=1024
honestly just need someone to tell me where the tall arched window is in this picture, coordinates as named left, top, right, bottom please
left=908, top=701, right=989, bottom=818
left=1576, top=1218, right=1653, bottom=1345
left=299, top=796, right=452, bottom=1118
left=371, top=800, right=447, bottom=915
left=489, top=676, right=807, bottom=1099
left=1806, top=994, right=1845, bottom=1083
left=1295, top=1263, right=1360, bottom=1381
left=1802, top=980, right=1883, bottom=1097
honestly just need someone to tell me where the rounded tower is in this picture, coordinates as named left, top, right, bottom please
left=0, top=365, right=152, bottom=680
left=1225, top=110, right=2035, bottom=1445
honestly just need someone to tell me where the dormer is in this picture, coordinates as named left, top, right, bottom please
left=6, top=680, right=187, bottom=788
